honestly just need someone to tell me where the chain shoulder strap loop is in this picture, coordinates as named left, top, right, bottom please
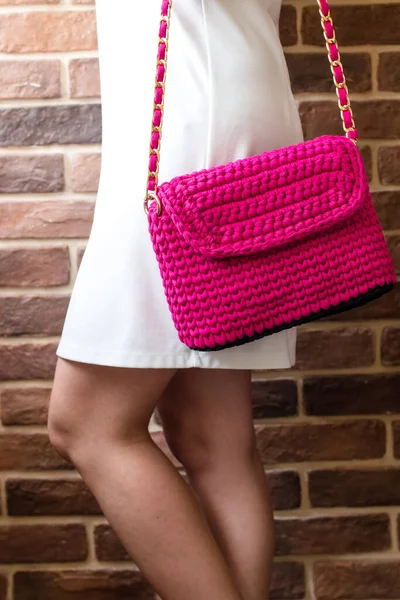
left=145, top=0, right=358, bottom=214
left=144, top=0, right=171, bottom=215
left=317, top=0, right=358, bottom=142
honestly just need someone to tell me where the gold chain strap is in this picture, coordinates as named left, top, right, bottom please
left=145, top=0, right=358, bottom=214
left=317, top=0, right=357, bottom=139
left=144, top=0, right=172, bottom=215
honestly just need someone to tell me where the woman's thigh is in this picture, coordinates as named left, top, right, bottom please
left=49, top=358, right=177, bottom=447
left=157, top=369, right=255, bottom=471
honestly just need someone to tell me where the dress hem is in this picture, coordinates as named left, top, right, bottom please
left=56, top=341, right=295, bottom=371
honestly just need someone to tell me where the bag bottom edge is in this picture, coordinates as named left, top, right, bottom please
left=186, top=281, right=395, bottom=352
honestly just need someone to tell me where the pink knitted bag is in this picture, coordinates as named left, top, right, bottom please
left=144, top=0, right=396, bottom=352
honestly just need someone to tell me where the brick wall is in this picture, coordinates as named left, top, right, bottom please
left=0, top=1, right=399, bottom=599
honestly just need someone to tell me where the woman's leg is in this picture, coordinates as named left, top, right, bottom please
left=157, top=369, right=275, bottom=600
left=48, top=359, right=244, bottom=600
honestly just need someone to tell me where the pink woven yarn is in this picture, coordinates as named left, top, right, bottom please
left=148, top=136, right=396, bottom=350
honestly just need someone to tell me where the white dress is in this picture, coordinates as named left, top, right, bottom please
left=56, top=0, right=304, bottom=370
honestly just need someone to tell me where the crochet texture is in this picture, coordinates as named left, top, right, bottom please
left=148, top=136, right=396, bottom=351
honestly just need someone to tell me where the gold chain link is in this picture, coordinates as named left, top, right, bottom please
left=317, top=2, right=357, bottom=141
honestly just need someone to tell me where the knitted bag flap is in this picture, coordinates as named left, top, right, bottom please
left=158, top=136, right=366, bottom=259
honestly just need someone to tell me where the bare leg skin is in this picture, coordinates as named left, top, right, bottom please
left=158, top=369, right=275, bottom=600
left=48, top=359, right=244, bottom=600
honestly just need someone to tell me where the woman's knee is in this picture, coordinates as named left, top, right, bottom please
left=47, top=362, right=91, bottom=462
left=163, top=419, right=211, bottom=474
left=47, top=402, right=78, bottom=464
left=48, top=358, right=175, bottom=464
left=159, top=405, right=257, bottom=477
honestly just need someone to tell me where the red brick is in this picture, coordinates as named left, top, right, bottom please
left=0, top=433, right=71, bottom=470
left=7, top=478, right=101, bottom=516
left=1, top=386, right=51, bottom=425
left=280, top=5, right=297, bottom=47
left=275, top=514, right=390, bottom=556
left=296, top=328, right=374, bottom=370
left=309, top=469, right=400, bottom=508
left=0, top=342, right=58, bottom=380
left=378, top=147, right=400, bottom=185
left=256, top=420, right=385, bottom=464
left=0, top=247, right=69, bottom=287
left=0, top=11, right=97, bottom=53
left=71, top=153, right=101, bottom=193
left=0, top=201, right=94, bottom=239
left=314, top=561, right=400, bottom=599
left=69, top=58, right=100, bottom=98
left=359, top=145, right=373, bottom=182
left=0, top=524, right=88, bottom=563
left=353, top=102, right=400, bottom=140
left=0, top=154, right=63, bottom=193
left=398, top=515, right=400, bottom=548
left=94, top=524, right=130, bottom=562
left=303, top=374, right=400, bottom=416
left=381, top=327, right=400, bottom=366
left=13, top=570, right=156, bottom=600
left=251, top=379, right=298, bottom=419
left=0, top=105, right=101, bottom=146
left=286, top=53, right=371, bottom=94
left=299, top=101, right=400, bottom=140
left=270, top=562, right=305, bottom=599
left=302, top=5, right=400, bottom=46
left=0, top=574, right=7, bottom=600
left=379, top=52, right=400, bottom=92
left=392, top=422, right=400, bottom=459
left=0, top=0, right=59, bottom=3
left=0, top=295, right=69, bottom=336
left=0, top=59, right=61, bottom=99
left=268, top=470, right=301, bottom=510
left=77, top=245, right=86, bottom=268
left=387, top=236, right=400, bottom=275
left=373, top=192, right=400, bottom=230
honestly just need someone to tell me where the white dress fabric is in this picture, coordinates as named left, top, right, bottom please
left=56, top=0, right=304, bottom=370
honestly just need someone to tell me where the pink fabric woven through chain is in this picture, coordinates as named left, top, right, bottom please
left=145, top=0, right=396, bottom=351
